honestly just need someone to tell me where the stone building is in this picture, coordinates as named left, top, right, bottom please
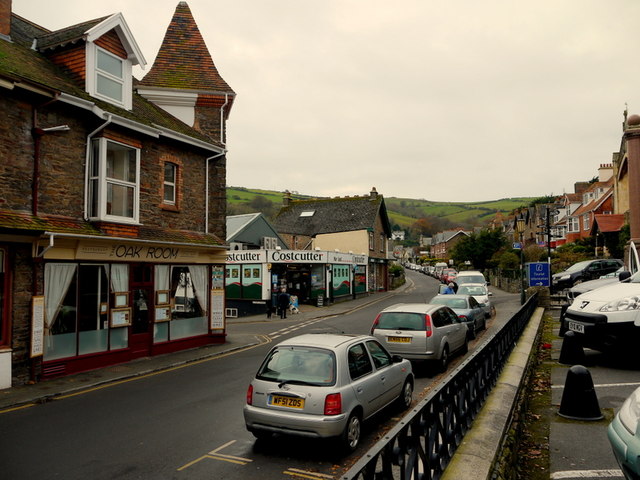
left=0, top=1, right=234, bottom=387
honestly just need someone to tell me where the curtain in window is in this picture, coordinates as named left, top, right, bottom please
left=110, top=264, right=129, bottom=293
left=155, top=265, right=170, bottom=291
left=188, top=265, right=208, bottom=312
left=44, top=263, right=77, bottom=329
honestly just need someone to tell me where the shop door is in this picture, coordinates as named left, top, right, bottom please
left=130, top=264, right=153, bottom=358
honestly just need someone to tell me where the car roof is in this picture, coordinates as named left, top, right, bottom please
left=276, top=333, right=369, bottom=349
left=432, top=294, right=471, bottom=300
left=457, top=271, right=483, bottom=276
left=379, top=303, right=444, bottom=314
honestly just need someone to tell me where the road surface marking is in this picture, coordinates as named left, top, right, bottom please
left=550, top=469, right=623, bottom=478
left=284, top=468, right=334, bottom=479
left=177, top=440, right=253, bottom=470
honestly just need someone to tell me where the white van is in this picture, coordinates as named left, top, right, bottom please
left=434, top=262, right=448, bottom=279
left=456, top=270, right=487, bottom=286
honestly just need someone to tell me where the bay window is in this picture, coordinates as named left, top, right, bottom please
left=88, top=138, right=140, bottom=223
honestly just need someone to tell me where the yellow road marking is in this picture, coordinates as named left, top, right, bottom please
left=177, top=439, right=252, bottom=471
left=284, top=469, right=334, bottom=479
left=0, top=403, right=37, bottom=414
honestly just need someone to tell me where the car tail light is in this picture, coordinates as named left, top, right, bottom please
left=458, top=315, right=468, bottom=322
left=424, top=314, right=433, bottom=337
left=246, top=384, right=253, bottom=405
left=371, top=314, right=381, bottom=335
left=324, top=393, right=342, bottom=415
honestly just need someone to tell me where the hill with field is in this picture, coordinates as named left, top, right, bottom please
left=226, top=186, right=535, bottom=241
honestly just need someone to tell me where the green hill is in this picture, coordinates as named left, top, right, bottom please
left=226, top=186, right=534, bottom=236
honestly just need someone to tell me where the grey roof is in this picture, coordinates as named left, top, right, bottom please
left=226, top=213, right=288, bottom=248
left=273, top=195, right=391, bottom=237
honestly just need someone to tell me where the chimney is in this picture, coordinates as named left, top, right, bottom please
left=574, top=182, right=589, bottom=194
left=598, top=163, right=613, bottom=182
left=369, top=187, right=378, bottom=199
left=0, top=0, right=11, bottom=38
left=283, top=190, right=292, bottom=207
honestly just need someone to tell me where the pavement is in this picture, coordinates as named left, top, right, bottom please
left=0, top=282, right=631, bottom=479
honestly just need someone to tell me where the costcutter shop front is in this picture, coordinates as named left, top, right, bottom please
left=225, top=249, right=369, bottom=317
left=1, top=232, right=227, bottom=386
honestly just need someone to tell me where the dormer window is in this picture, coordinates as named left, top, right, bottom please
left=86, top=43, right=133, bottom=109
left=96, top=48, right=124, bottom=102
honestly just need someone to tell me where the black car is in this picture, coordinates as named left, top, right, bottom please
left=552, top=258, right=623, bottom=291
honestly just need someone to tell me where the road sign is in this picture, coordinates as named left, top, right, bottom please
left=513, top=242, right=522, bottom=250
left=527, top=262, right=550, bottom=287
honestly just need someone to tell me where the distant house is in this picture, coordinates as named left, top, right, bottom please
left=227, top=213, right=288, bottom=250
left=566, top=176, right=614, bottom=243
left=430, top=230, right=469, bottom=259
left=274, top=188, right=392, bottom=293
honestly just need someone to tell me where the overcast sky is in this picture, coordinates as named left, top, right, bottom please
left=13, top=0, right=640, bottom=202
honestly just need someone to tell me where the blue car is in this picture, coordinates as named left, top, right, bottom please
left=608, top=386, right=640, bottom=479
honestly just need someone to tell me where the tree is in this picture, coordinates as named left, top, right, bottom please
left=450, top=229, right=508, bottom=270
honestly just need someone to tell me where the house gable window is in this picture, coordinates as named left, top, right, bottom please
left=88, top=138, right=140, bottom=223
left=568, top=217, right=579, bottom=233
left=583, top=214, right=590, bottom=230
left=86, top=44, right=133, bottom=109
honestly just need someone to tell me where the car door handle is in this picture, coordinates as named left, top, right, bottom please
left=357, top=387, right=363, bottom=393
left=380, top=376, right=386, bottom=382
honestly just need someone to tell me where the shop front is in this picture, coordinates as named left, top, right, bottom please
left=225, top=250, right=368, bottom=317
left=33, top=236, right=226, bottom=378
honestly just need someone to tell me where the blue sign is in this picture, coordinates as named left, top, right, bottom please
left=527, top=262, right=550, bottom=287
left=513, top=242, right=522, bottom=250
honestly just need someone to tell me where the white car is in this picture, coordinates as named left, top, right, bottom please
left=244, top=334, right=414, bottom=452
left=563, top=271, right=640, bottom=352
left=456, top=283, right=495, bottom=318
left=456, top=270, right=487, bottom=286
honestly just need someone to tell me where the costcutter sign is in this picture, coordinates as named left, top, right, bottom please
left=226, top=250, right=366, bottom=265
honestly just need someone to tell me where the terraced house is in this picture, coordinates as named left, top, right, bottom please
left=0, top=1, right=234, bottom=387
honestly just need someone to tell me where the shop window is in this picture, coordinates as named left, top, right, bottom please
left=44, top=264, right=129, bottom=361
left=225, top=265, right=241, bottom=299
left=88, top=138, right=140, bottom=223
left=168, top=266, right=208, bottom=340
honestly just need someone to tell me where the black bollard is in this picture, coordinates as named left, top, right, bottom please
left=558, top=365, right=603, bottom=421
left=558, top=330, right=585, bottom=365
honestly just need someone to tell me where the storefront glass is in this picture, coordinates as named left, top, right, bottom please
left=332, top=264, right=350, bottom=297
left=241, top=264, right=262, bottom=299
left=169, top=266, right=208, bottom=340
left=310, top=265, right=325, bottom=300
left=225, top=265, right=241, bottom=298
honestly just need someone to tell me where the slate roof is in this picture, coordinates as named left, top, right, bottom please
left=274, top=195, right=391, bottom=237
left=1, top=12, right=223, bottom=149
left=0, top=210, right=224, bottom=246
left=138, top=2, right=234, bottom=94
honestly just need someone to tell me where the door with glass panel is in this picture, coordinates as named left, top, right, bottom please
left=130, top=264, right=153, bottom=358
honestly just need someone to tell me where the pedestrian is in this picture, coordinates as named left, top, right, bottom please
left=266, top=296, right=274, bottom=319
left=443, top=282, right=455, bottom=294
left=277, top=288, right=290, bottom=319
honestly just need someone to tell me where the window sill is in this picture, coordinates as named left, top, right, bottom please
left=160, top=204, right=180, bottom=213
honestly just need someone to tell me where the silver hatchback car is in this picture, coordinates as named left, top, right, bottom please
left=371, top=303, right=469, bottom=372
left=244, top=333, right=414, bottom=452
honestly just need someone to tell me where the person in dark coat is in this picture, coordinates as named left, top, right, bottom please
left=277, top=288, right=290, bottom=319
left=266, top=296, right=274, bottom=318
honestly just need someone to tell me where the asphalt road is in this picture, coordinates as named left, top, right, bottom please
left=0, top=271, right=521, bottom=480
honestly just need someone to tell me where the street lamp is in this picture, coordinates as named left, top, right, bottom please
left=516, top=218, right=526, bottom=305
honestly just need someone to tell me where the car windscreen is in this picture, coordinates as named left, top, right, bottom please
left=564, top=260, right=593, bottom=273
left=256, top=346, right=336, bottom=386
left=376, top=312, right=425, bottom=330
left=457, top=275, right=485, bottom=284
left=458, top=286, right=486, bottom=295
left=430, top=297, right=468, bottom=309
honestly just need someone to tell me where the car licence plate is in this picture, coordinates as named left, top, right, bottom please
left=269, top=395, right=304, bottom=409
left=567, top=321, right=585, bottom=334
left=388, top=336, right=411, bottom=343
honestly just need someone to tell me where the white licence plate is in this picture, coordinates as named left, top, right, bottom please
left=567, top=321, right=585, bottom=334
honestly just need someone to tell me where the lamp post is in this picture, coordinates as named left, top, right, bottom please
left=516, top=218, right=526, bottom=305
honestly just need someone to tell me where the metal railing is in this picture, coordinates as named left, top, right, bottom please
left=342, top=293, right=539, bottom=480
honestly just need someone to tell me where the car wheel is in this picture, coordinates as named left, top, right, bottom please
left=481, top=317, right=487, bottom=330
left=461, top=336, right=469, bottom=354
left=467, top=325, right=476, bottom=340
left=396, top=378, right=413, bottom=410
left=437, top=346, right=449, bottom=373
left=341, top=412, right=362, bottom=453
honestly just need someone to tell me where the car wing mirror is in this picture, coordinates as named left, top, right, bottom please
left=619, top=271, right=632, bottom=282
left=391, top=354, right=404, bottom=363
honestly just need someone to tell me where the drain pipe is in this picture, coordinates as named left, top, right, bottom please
left=219, top=93, right=229, bottom=144
left=83, top=115, right=112, bottom=220
left=205, top=151, right=227, bottom=233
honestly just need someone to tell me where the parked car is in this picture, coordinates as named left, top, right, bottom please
left=243, top=333, right=414, bottom=452
left=565, top=267, right=629, bottom=304
left=428, top=294, right=487, bottom=338
left=456, top=270, right=487, bottom=286
left=455, top=284, right=495, bottom=319
left=552, top=259, right=623, bottom=291
left=563, top=270, right=640, bottom=353
left=370, top=303, right=468, bottom=372
left=608, top=385, right=640, bottom=479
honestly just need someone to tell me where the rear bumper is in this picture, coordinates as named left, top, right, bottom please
left=243, top=404, right=347, bottom=438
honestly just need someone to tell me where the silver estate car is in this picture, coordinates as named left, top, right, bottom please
left=371, top=303, right=469, bottom=372
left=429, top=294, right=487, bottom=338
left=244, top=333, right=414, bottom=453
